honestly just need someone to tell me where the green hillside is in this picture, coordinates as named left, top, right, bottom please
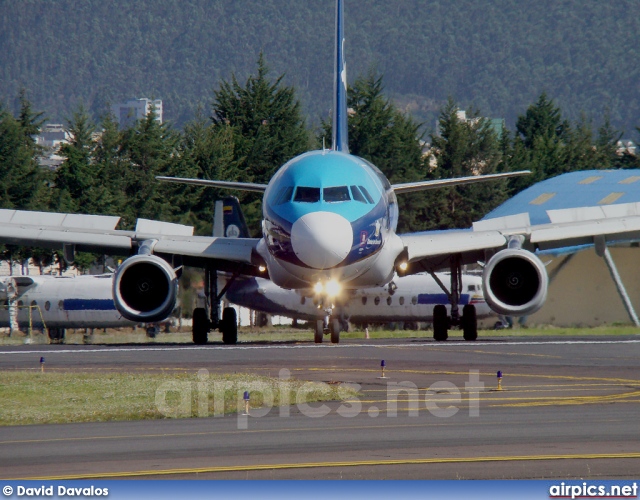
left=1, top=0, right=638, bottom=133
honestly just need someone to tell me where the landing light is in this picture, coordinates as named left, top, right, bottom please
left=258, top=265, right=266, bottom=273
left=398, top=262, right=408, bottom=272
left=314, top=281, right=324, bottom=294
left=325, top=280, right=341, bottom=297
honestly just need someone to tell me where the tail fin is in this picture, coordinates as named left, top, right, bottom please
left=332, top=0, right=349, bottom=152
left=213, top=197, right=251, bottom=238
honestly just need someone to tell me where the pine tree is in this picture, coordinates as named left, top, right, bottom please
left=0, top=97, right=49, bottom=210
left=120, top=105, right=180, bottom=228
left=176, top=109, right=239, bottom=234
left=92, top=111, right=128, bottom=216
left=423, top=97, right=506, bottom=229
left=509, top=92, right=569, bottom=192
left=211, top=53, right=310, bottom=233
left=53, top=104, right=97, bottom=213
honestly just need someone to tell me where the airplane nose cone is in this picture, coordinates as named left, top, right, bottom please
left=290, top=212, right=352, bottom=269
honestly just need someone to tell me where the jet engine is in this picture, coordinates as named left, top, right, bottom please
left=482, top=248, right=548, bottom=316
left=113, top=255, right=178, bottom=323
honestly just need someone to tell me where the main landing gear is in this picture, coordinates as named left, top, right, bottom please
left=428, top=254, right=478, bottom=342
left=192, top=269, right=238, bottom=345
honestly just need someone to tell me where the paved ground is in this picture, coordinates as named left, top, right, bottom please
left=1, top=336, right=640, bottom=479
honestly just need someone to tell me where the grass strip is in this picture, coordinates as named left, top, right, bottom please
left=0, top=371, right=358, bottom=426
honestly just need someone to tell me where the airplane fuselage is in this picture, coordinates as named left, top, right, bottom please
left=0, top=275, right=135, bottom=330
left=258, top=150, right=404, bottom=290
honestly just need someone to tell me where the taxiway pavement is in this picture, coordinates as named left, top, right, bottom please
left=1, top=336, right=639, bottom=479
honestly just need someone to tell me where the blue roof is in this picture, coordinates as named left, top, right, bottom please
left=482, top=170, right=640, bottom=225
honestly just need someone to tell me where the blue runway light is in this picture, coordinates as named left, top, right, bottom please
left=242, top=391, right=250, bottom=416
left=496, top=370, right=503, bottom=391
left=497, top=370, right=502, bottom=379
left=40, top=357, right=45, bottom=373
left=378, top=360, right=387, bottom=379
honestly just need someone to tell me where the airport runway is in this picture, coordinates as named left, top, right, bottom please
left=1, top=336, right=640, bottom=479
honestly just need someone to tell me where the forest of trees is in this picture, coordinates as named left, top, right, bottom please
left=1, top=0, right=639, bottom=135
left=2, top=58, right=639, bottom=269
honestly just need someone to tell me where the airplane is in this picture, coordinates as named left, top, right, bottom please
left=2, top=0, right=640, bottom=346
left=214, top=196, right=494, bottom=342
left=0, top=274, right=136, bottom=342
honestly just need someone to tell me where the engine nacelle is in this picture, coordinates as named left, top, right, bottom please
left=113, top=254, right=178, bottom=323
left=482, top=248, right=548, bottom=316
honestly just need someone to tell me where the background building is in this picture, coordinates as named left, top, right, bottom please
left=112, top=98, right=163, bottom=129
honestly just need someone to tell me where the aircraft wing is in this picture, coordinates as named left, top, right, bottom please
left=399, top=202, right=640, bottom=272
left=0, top=209, right=261, bottom=268
left=392, top=171, right=530, bottom=194
left=156, top=176, right=268, bottom=193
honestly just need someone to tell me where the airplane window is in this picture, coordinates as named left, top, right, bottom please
left=411, top=296, right=417, bottom=305
left=300, top=296, right=306, bottom=305
left=468, top=285, right=476, bottom=291
left=294, top=187, right=320, bottom=203
left=31, top=300, right=37, bottom=307
left=17, top=300, right=23, bottom=307
left=399, top=297, right=405, bottom=305
left=374, top=297, right=380, bottom=305
left=387, top=297, right=392, bottom=305
left=350, top=185, right=367, bottom=203
left=362, top=297, right=367, bottom=305
left=58, top=300, right=64, bottom=310
left=45, top=301, right=51, bottom=311
left=359, top=186, right=375, bottom=204
left=275, top=186, right=294, bottom=205
left=324, top=186, right=350, bottom=202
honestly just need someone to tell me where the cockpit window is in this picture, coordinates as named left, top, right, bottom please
left=275, top=186, right=294, bottom=205
left=350, top=185, right=367, bottom=203
left=359, top=186, right=375, bottom=204
left=294, top=186, right=320, bottom=203
left=323, top=186, right=350, bottom=202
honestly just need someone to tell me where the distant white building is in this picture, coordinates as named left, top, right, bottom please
left=112, top=98, right=163, bottom=129
left=35, top=124, right=70, bottom=170
left=35, top=123, right=70, bottom=149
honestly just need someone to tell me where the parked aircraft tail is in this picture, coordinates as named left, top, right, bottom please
left=213, top=197, right=251, bottom=238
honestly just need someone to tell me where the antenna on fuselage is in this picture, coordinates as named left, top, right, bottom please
left=332, top=0, right=349, bottom=153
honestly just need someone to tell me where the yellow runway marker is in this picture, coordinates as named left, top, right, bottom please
left=11, top=452, right=640, bottom=480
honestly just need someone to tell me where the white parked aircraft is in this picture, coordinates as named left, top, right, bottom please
left=1, top=0, right=640, bottom=345
left=0, top=274, right=135, bottom=342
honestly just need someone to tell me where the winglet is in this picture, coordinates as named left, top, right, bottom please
left=332, top=0, right=349, bottom=152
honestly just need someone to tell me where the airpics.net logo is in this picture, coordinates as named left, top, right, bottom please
left=549, top=482, right=638, bottom=499
left=2, top=485, right=109, bottom=497
left=154, top=368, right=485, bottom=429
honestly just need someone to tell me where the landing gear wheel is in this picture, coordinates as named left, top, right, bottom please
left=192, top=307, right=209, bottom=345
left=221, top=307, right=238, bottom=345
left=462, top=304, right=478, bottom=341
left=330, top=317, right=341, bottom=344
left=48, top=327, right=65, bottom=344
left=314, top=320, right=324, bottom=343
left=433, top=304, right=448, bottom=341
left=146, top=325, right=159, bottom=338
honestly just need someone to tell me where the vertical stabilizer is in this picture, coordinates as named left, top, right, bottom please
left=213, top=197, right=251, bottom=238
left=332, top=0, right=349, bottom=152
